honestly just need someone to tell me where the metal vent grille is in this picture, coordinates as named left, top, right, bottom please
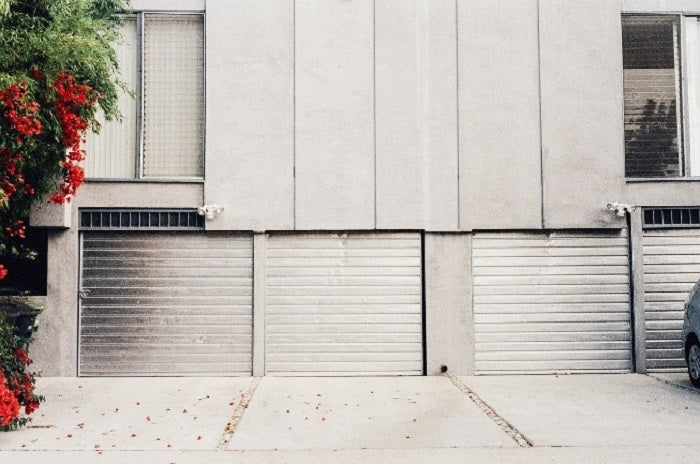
left=80, top=209, right=204, bottom=231
left=643, top=207, right=700, bottom=229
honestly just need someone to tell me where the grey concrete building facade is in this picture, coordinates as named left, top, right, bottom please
left=23, top=0, right=700, bottom=377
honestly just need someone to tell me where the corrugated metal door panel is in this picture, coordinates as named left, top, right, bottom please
left=265, top=233, right=423, bottom=376
left=643, top=229, right=700, bottom=372
left=473, top=231, right=632, bottom=374
left=79, top=232, right=253, bottom=376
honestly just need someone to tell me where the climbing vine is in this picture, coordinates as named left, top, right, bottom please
left=0, top=0, right=129, bottom=282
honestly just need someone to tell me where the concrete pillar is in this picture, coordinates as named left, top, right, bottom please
left=252, top=232, right=267, bottom=376
left=31, top=225, right=80, bottom=376
left=424, top=233, right=473, bottom=375
left=630, top=208, right=646, bottom=373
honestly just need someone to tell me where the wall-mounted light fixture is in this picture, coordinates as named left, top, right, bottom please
left=606, top=202, right=635, bottom=217
left=197, top=204, right=225, bottom=220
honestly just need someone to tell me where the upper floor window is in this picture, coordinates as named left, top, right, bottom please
left=622, top=15, right=700, bottom=178
left=84, top=13, right=204, bottom=180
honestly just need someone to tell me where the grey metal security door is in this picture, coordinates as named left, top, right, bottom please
left=642, top=229, right=700, bottom=372
left=472, top=231, right=632, bottom=374
left=79, top=232, right=253, bottom=376
left=264, top=233, right=423, bottom=376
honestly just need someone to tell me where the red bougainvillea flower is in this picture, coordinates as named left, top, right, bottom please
left=0, top=82, right=42, bottom=137
left=24, top=400, right=39, bottom=415
left=0, top=81, right=43, bottom=221
left=0, top=376, right=20, bottom=427
left=0, top=338, right=42, bottom=428
left=4, top=220, right=26, bottom=239
left=49, top=73, right=95, bottom=204
left=11, top=373, right=35, bottom=402
left=13, top=349, right=30, bottom=366
left=29, top=67, right=44, bottom=81
left=0, top=265, right=7, bottom=280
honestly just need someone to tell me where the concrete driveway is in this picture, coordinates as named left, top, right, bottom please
left=0, top=373, right=698, bottom=463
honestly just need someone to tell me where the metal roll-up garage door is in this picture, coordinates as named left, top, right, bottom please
left=265, top=233, right=423, bottom=376
left=79, top=232, right=253, bottom=376
left=473, top=231, right=632, bottom=374
left=643, top=229, right=700, bottom=372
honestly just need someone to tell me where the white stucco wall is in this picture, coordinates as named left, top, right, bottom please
left=204, top=0, right=294, bottom=231
left=201, top=0, right=642, bottom=232
left=375, top=0, right=459, bottom=231
left=294, top=0, right=376, bottom=230
left=458, top=0, right=543, bottom=230
left=539, top=0, right=626, bottom=229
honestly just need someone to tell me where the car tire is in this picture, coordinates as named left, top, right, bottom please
left=688, top=339, right=700, bottom=388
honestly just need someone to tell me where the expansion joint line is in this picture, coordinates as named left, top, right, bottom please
left=646, top=373, right=700, bottom=395
left=216, top=377, right=261, bottom=450
left=445, top=374, right=533, bottom=448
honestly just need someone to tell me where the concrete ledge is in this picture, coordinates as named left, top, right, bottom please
left=29, top=200, right=71, bottom=228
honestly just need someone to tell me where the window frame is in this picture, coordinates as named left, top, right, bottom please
left=86, top=10, right=206, bottom=183
left=622, top=13, right=686, bottom=179
left=621, top=13, right=700, bottom=180
left=681, top=14, right=700, bottom=178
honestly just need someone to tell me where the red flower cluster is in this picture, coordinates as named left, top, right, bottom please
left=13, top=349, right=29, bottom=366
left=0, top=375, right=20, bottom=427
left=50, top=73, right=95, bottom=205
left=4, top=220, right=26, bottom=239
left=0, top=82, right=42, bottom=138
left=10, top=370, right=39, bottom=415
left=0, top=150, right=33, bottom=204
left=0, top=326, right=43, bottom=429
left=0, top=84, right=39, bottom=205
left=0, top=81, right=41, bottom=282
left=0, top=72, right=98, bottom=282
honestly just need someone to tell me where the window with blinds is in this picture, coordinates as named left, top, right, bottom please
left=623, top=15, right=700, bottom=178
left=85, top=13, right=204, bottom=179
left=622, top=16, right=682, bottom=178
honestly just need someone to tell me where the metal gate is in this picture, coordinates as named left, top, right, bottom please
left=642, top=229, right=700, bottom=372
left=473, top=231, right=632, bottom=374
left=79, top=232, right=253, bottom=376
left=264, top=233, right=423, bottom=376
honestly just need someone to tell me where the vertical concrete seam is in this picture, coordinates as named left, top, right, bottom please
left=445, top=374, right=533, bottom=448
left=536, top=0, right=545, bottom=230
left=217, top=377, right=261, bottom=449
left=455, top=0, right=461, bottom=230
left=292, top=0, right=297, bottom=230
left=421, top=232, right=427, bottom=375
left=373, top=0, right=378, bottom=229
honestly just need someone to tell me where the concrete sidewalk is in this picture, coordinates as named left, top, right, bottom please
left=0, top=373, right=698, bottom=463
